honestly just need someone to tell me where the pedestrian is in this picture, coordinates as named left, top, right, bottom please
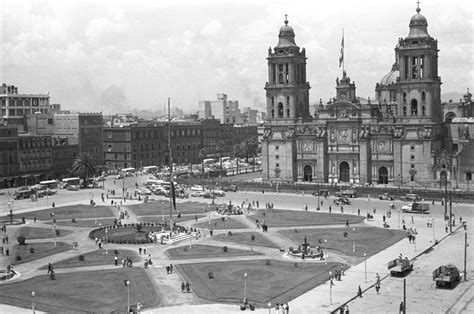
left=195, top=215, right=198, bottom=222
left=345, top=305, right=349, bottom=314
left=383, top=215, right=386, bottom=223
left=346, top=219, right=349, bottom=227
left=399, top=301, right=404, bottom=313
left=375, top=282, right=380, bottom=294
left=305, top=204, right=308, bottom=212
left=358, top=208, right=360, bottom=216
left=329, top=206, right=332, bottom=213
left=139, top=247, right=142, bottom=255
left=170, top=264, right=173, bottom=273
left=47, top=263, right=52, bottom=274
left=114, top=255, right=118, bottom=266
left=358, top=285, right=363, bottom=298
left=181, top=282, right=185, bottom=293
left=185, top=281, right=190, bottom=293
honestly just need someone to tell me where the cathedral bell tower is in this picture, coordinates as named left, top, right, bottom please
left=265, top=16, right=311, bottom=122
left=395, top=4, right=442, bottom=122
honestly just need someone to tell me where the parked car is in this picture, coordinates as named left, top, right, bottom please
left=222, top=185, right=238, bottom=192
left=334, top=198, right=351, bottom=205
left=379, top=193, right=395, bottom=200
left=191, top=190, right=206, bottom=197
left=190, top=185, right=204, bottom=192
left=400, top=193, right=420, bottom=202
left=137, top=188, right=152, bottom=195
left=66, top=185, right=80, bottom=191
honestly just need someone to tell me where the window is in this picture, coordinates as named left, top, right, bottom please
left=410, top=99, right=418, bottom=116
left=422, top=91, right=426, bottom=103
left=275, top=146, right=279, bottom=150
left=278, top=102, right=284, bottom=118
left=107, top=132, right=112, bottom=139
left=285, top=63, right=289, bottom=83
left=411, top=164, right=415, bottom=169
left=467, top=173, right=472, bottom=181
left=420, top=55, right=424, bottom=78
left=422, top=106, right=426, bottom=116
left=412, top=56, right=418, bottom=79
left=403, top=92, right=407, bottom=103
left=276, top=155, right=279, bottom=159
left=403, top=106, right=407, bottom=116
left=287, top=108, right=290, bottom=117
left=272, top=64, right=276, bottom=84
left=410, top=145, right=415, bottom=151
left=271, top=97, right=274, bottom=106
left=404, top=56, right=409, bottom=79
left=286, top=96, right=290, bottom=106
left=411, top=175, right=414, bottom=182
left=276, top=163, right=280, bottom=168
left=410, top=155, right=415, bottom=160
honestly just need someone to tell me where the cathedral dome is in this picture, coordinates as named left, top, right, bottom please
left=380, top=69, right=399, bottom=86
left=407, top=6, right=429, bottom=38
left=276, top=16, right=297, bottom=48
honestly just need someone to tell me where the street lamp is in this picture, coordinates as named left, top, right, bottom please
left=364, top=253, right=367, bottom=282
left=352, top=227, right=356, bottom=252
left=105, top=227, right=108, bottom=254
left=398, top=208, right=401, bottom=230
left=268, top=302, right=272, bottom=314
left=125, top=280, right=130, bottom=313
left=53, top=220, right=57, bottom=247
left=243, top=272, right=248, bottom=304
left=329, top=270, right=333, bottom=305
left=31, top=291, right=35, bottom=314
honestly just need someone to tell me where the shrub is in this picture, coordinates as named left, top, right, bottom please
left=17, top=236, right=26, bottom=245
left=221, top=217, right=225, bottom=222
left=250, top=235, right=256, bottom=241
left=72, top=218, right=76, bottom=223
left=55, top=229, right=60, bottom=236
left=16, top=255, right=22, bottom=261
left=30, top=247, right=35, bottom=254
left=343, top=231, right=348, bottom=237
left=223, top=246, right=228, bottom=253
left=227, top=231, right=232, bottom=236
left=78, top=255, right=85, bottom=261
left=265, top=260, right=271, bottom=266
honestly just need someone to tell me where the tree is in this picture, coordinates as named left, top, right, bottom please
left=71, top=153, right=96, bottom=188
left=199, top=148, right=207, bottom=174
left=233, top=143, right=244, bottom=174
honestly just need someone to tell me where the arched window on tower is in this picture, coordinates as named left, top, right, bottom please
left=403, top=92, right=407, bottom=104
left=421, top=91, right=426, bottom=103
left=271, top=97, right=275, bottom=106
left=286, top=96, right=290, bottom=106
left=279, top=73, right=283, bottom=84
left=412, top=56, right=418, bottom=79
left=411, top=99, right=418, bottom=116
left=287, top=108, right=290, bottom=117
left=285, top=63, right=289, bottom=83
left=278, top=102, right=284, bottom=118
left=420, top=55, right=424, bottom=78
left=403, top=106, right=407, bottom=116
left=422, top=105, right=426, bottom=116
left=271, top=109, right=275, bottom=118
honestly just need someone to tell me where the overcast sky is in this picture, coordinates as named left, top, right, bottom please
left=1, top=0, right=472, bottom=114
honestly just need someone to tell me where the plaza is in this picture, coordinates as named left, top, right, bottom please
left=0, top=174, right=472, bottom=313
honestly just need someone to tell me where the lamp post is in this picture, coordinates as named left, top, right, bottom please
left=243, top=272, right=248, bottom=304
left=398, top=208, right=401, bottom=230
left=352, top=227, right=356, bottom=252
left=464, top=231, right=468, bottom=281
left=31, top=291, right=35, bottom=314
left=105, top=226, right=108, bottom=254
left=268, top=302, right=272, bottom=314
left=125, top=280, right=130, bottom=313
left=53, top=221, right=57, bottom=247
left=329, top=270, right=333, bottom=305
left=317, top=184, right=320, bottom=211
left=432, top=218, right=435, bottom=242
left=364, top=253, right=367, bottom=282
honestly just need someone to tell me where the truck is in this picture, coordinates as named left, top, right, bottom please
left=388, top=257, right=413, bottom=276
left=402, top=202, right=430, bottom=214
left=433, top=265, right=460, bottom=288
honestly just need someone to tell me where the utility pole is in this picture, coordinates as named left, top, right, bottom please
left=449, top=191, right=453, bottom=233
left=168, top=98, right=173, bottom=228
left=444, top=178, right=448, bottom=220
left=464, top=231, right=468, bottom=281
left=403, top=278, right=406, bottom=314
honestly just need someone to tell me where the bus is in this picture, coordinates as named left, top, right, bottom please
left=143, top=166, right=158, bottom=174
left=145, top=179, right=166, bottom=187
left=202, top=158, right=216, bottom=166
left=121, top=167, right=136, bottom=176
left=61, top=177, right=80, bottom=188
left=39, top=180, right=59, bottom=189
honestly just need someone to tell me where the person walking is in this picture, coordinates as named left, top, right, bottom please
left=114, top=255, right=118, bottom=266
left=358, top=285, right=363, bottom=298
left=181, top=282, right=185, bottom=293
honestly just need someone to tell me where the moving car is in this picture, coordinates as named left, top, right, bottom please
left=222, top=185, right=238, bottom=192
left=333, top=198, right=351, bottom=205
left=400, top=193, right=420, bottom=202
left=379, top=193, right=395, bottom=200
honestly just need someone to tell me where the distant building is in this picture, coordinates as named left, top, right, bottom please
left=52, top=136, right=79, bottom=177
left=0, top=126, right=19, bottom=188
left=18, top=133, right=53, bottom=181
left=25, top=113, right=55, bottom=135
left=198, top=94, right=243, bottom=124
left=54, top=113, right=104, bottom=167
left=0, top=83, right=50, bottom=131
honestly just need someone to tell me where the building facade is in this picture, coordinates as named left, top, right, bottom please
left=18, top=134, right=53, bottom=180
left=0, top=84, right=50, bottom=131
left=0, top=126, right=19, bottom=188
left=262, top=7, right=472, bottom=190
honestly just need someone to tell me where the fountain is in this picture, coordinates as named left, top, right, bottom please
left=287, top=236, right=324, bottom=260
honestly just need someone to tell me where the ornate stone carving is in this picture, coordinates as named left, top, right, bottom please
left=263, top=128, right=273, bottom=140
left=338, top=128, right=349, bottom=143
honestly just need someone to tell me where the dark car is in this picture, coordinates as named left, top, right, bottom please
left=379, top=193, right=395, bottom=200
left=334, top=198, right=351, bottom=205
left=222, top=185, right=238, bottom=192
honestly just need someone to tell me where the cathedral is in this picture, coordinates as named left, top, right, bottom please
left=262, top=5, right=473, bottom=190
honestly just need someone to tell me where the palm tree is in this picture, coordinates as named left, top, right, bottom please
left=71, top=153, right=96, bottom=188
left=199, top=148, right=207, bottom=175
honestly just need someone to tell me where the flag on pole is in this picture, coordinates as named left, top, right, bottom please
left=339, top=32, right=344, bottom=68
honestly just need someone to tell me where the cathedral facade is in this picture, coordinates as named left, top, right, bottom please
left=262, top=7, right=472, bottom=190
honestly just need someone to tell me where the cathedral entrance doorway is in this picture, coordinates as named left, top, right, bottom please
left=440, top=170, right=447, bottom=189
left=378, top=166, right=389, bottom=184
left=339, top=162, right=350, bottom=183
left=303, top=165, right=312, bottom=182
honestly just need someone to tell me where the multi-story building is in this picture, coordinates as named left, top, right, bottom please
left=262, top=6, right=472, bottom=190
left=0, top=84, right=50, bottom=131
left=25, top=113, right=55, bottom=135
left=51, top=136, right=79, bottom=177
left=198, top=94, right=243, bottom=124
left=54, top=113, right=103, bottom=167
left=0, top=126, right=19, bottom=188
left=18, top=134, right=53, bottom=181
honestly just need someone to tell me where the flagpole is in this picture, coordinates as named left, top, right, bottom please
left=342, top=28, right=345, bottom=75
left=168, top=98, right=173, bottom=229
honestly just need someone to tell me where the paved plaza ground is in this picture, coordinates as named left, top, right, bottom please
left=0, top=175, right=472, bottom=313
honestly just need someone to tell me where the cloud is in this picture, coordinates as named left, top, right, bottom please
left=85, top=17, right=129, bottom=44
left=200, top=20, right=222, bottom=36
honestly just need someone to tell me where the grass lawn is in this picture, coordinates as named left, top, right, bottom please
left=212, top=232, right=280, bottom=249
left=177, top=259, right=347, bottom=307
left=278, top=226, right=406, bottom=259
left=17, top=226, right=72, bottom=239
left=138, top=214, right=204, bottom=224
left=166, top=244, right=263, bottom=260
left=11, top=242, right=72, bottom=265
left=249, top=209, right=364, bottom=227
left=42, top=249, right=141, bottom=269
left=194, top=217, right=249, bottom=230
left=0, top=268, right=160, bottom=312
left=15, top=205, right=115, bottom=221
left=128, top=200, right=210, bottom=216
left=46, top=218, right=117, bottom=228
